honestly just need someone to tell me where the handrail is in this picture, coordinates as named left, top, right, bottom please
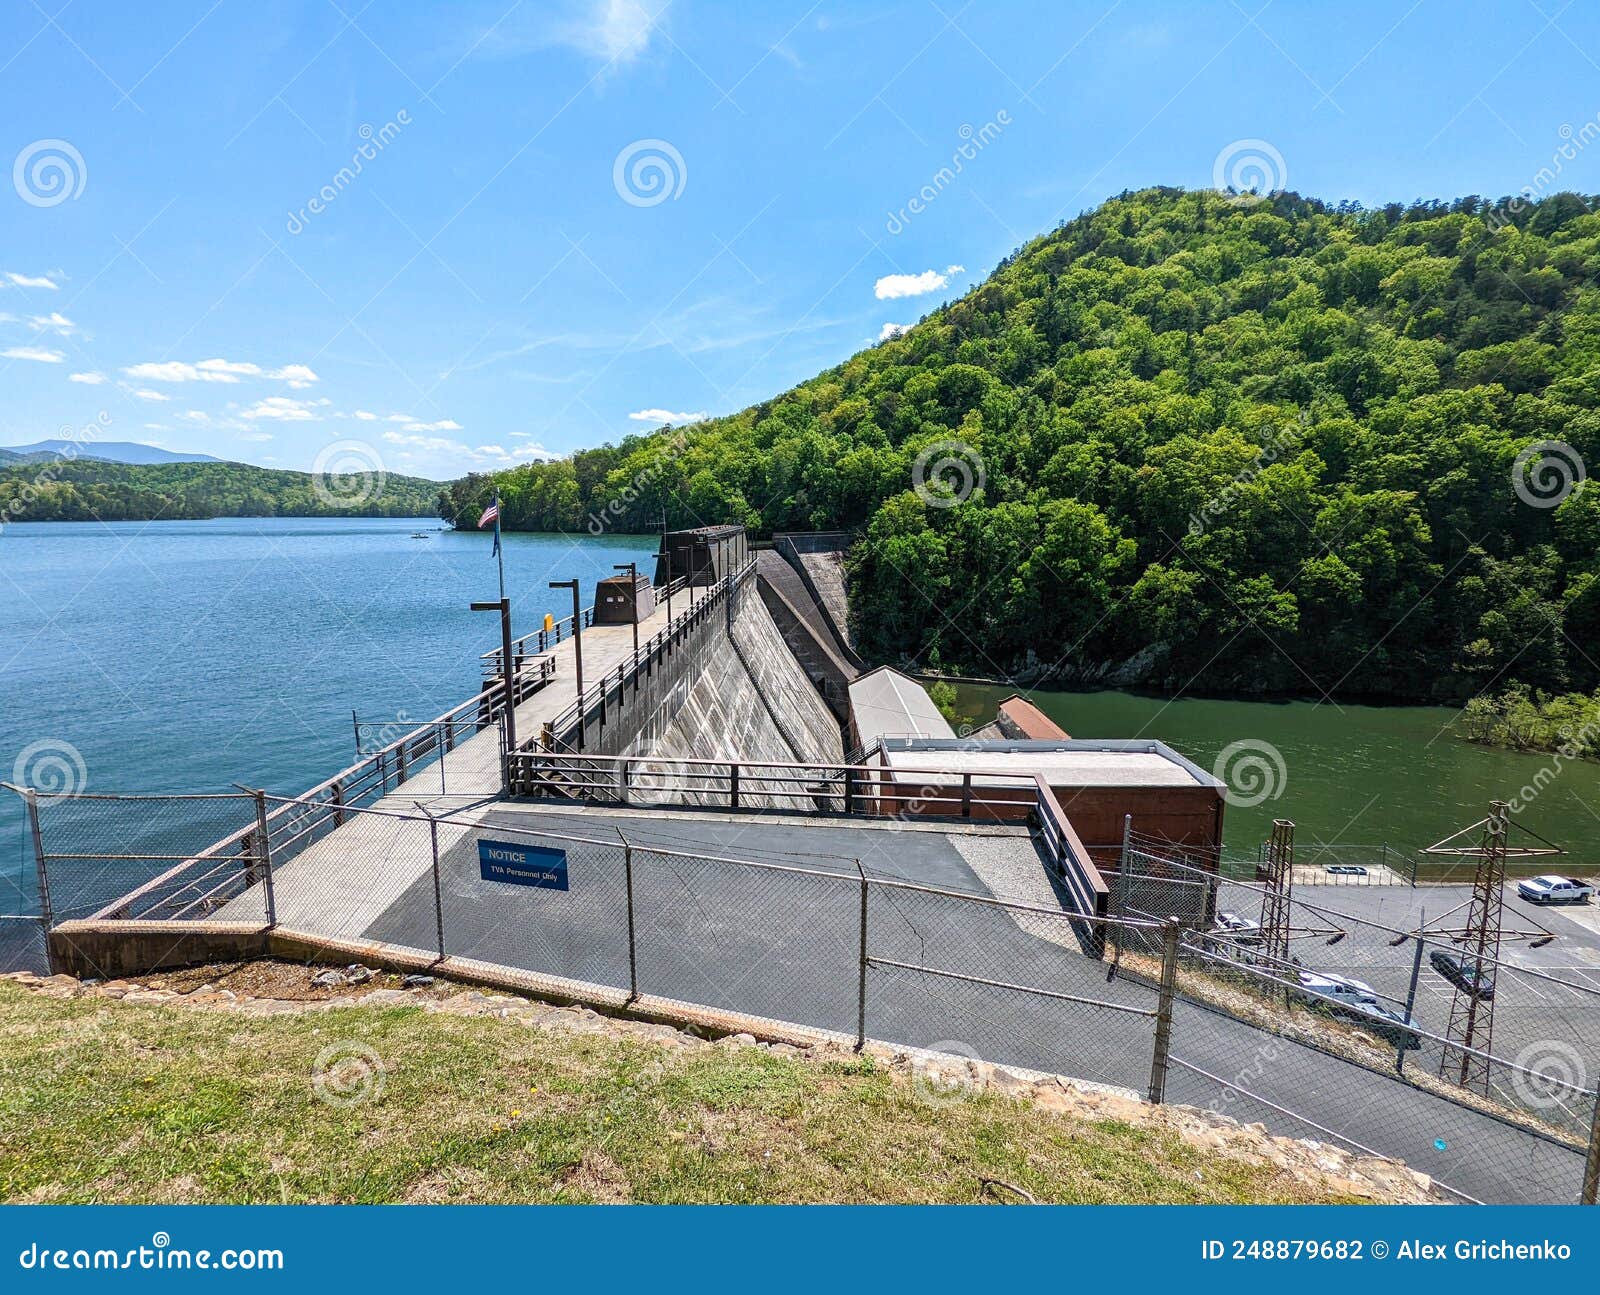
left=479, top=573, right=696, bottom=667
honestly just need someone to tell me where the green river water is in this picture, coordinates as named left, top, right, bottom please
left=950, top=683, right=1600, bottom=877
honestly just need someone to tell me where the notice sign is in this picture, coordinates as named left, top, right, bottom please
left=478, top=839, right=569, bottom=891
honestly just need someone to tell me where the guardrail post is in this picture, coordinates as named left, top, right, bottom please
left=729, top=762, right=740, bottom=809
left=855, top=863, right=869, bottom=1051
left=1148, top=918, right=1180, bottom=1104
left=844, top=766, right=857, bottom=816
left=624, top=839, right=639, bottom=1003
left=960, top=772, right=972, bottom=818
left=251, top=788, right=277, bottom=929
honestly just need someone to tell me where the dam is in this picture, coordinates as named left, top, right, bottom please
left=9, top=525, right=1597, bottom=1207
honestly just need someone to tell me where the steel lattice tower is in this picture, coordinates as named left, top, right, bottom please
left=1439, top=801, right=1508, bottom=1094
left=1258, top=818, right=1295, bottom=967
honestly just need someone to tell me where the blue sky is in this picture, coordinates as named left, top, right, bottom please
left=3, top=0, right=1600, bottom=480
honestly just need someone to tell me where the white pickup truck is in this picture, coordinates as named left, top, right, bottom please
left=1515, top=874, right=1596, bottom=905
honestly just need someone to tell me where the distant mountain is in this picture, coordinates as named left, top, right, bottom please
left=0, top=458, right=441, bottom=521
left=0, top=439, right=222, bottom=465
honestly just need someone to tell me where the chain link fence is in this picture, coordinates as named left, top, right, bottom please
left=13, top=790, right=1600, bottom=1202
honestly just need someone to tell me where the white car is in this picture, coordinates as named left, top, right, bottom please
left=1516, top=875, right=1595, bottom=906
left=1296, top=972, right=1378, bottom=1008
left=1212, top=910, right=1262, bottom=941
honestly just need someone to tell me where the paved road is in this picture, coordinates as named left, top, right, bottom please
left=351, top=804, right=1585, bottom=1203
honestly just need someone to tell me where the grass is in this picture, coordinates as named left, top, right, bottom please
left=0, top=981, right=1354, bottom=1204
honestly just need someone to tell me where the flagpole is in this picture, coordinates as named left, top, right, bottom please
left=494, top=505, right=506, bottom=603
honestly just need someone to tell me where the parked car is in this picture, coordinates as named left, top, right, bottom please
left=1516, top=874, right=1595, bottom=905
left=1294, top=972, right=1421, bottom=1050
left=1212, top=910, right=1262, bottom=942
left=1430, top=949, right=1496, bottom=1000
left=1325, top=864, right=1367, bottom=876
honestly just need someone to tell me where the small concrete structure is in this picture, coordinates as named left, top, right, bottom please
left=654, top=525, right=748, bottom=588
left=592, top=572, right=655, bottom=625
left=846, top=665, right=955, bottom=750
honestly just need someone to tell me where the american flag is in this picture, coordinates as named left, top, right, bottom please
left=477, top=498, right=499, bottom=529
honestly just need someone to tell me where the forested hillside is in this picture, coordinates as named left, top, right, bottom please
left=439, top=187, right=1600, bottom=702
left=1, top=458, right=438, bottom=521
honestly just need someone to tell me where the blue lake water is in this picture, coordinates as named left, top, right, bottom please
left=0, top=517, right=657, bottom=911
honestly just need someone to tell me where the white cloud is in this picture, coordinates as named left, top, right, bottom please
left=386, top=413, right=416, bottom=423
left=4, top=272, right=59, bottom=290
left=241, top=396, right=321, bottom=421
left=271, top=363, right=319, bottom=388
left=121, top=357, right=320, bottom=385
left=879, top=322, right=910, bottom=341
left=873, top=264, right=965, bottom=300
left=197, top=358, right=263, bottom=378
left=353, top=410, right=379, bottom=421
left=238, top=431, right=274, bottom=442
left=28, top=312, right=74, bottom=334
left=579, top=0, right=662, bottom=62
left=484, top=0, right=665, bottom=65
left=68, top=371, right=106, bottom=384
left=628, top=407, right=705, bottom=424
left=3, top=345, right=64, bottom=363
left=403, top=419, right=463, bottom=432
left=131, top=388, right=171, bottom=402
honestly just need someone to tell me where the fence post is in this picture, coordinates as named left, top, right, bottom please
left=1398, top=907, right=1425, bottom=1075
left=624, top=839, right=639, bottom=1003
left=23, top=788, right=53, bottom=934
left=425, top=808, right=446, bottom=962
left=251, top=789, right=276, bottom=929
left=855, top=862, right=869, bottom=1052
left=1148, top=918, right=1180, bottom=1104
left=729, top=762, right=740, bottom=810
left=1584, top=1089, right=1600, bottom=1204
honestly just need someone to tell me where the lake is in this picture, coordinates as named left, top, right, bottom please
left=951, top=682, right=1600, bottom=874
left=0, top=517, right=657, bottom=913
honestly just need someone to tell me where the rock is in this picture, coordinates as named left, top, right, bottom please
left=401, top=974, right=435, bottom=988
left=343, top=965, right=376, bottom=985
left=311, top=969, right=345, bottom=987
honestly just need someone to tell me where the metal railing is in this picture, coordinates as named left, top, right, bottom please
left=532, top=563, right=752, bottom=751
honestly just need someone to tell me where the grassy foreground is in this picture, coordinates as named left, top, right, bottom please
left=0, top=981, right=1346, bottom=1204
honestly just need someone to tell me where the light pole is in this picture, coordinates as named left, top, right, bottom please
left=550, top=578, right=583, bottom=749
left=469, top=596, right=516, bottom=755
